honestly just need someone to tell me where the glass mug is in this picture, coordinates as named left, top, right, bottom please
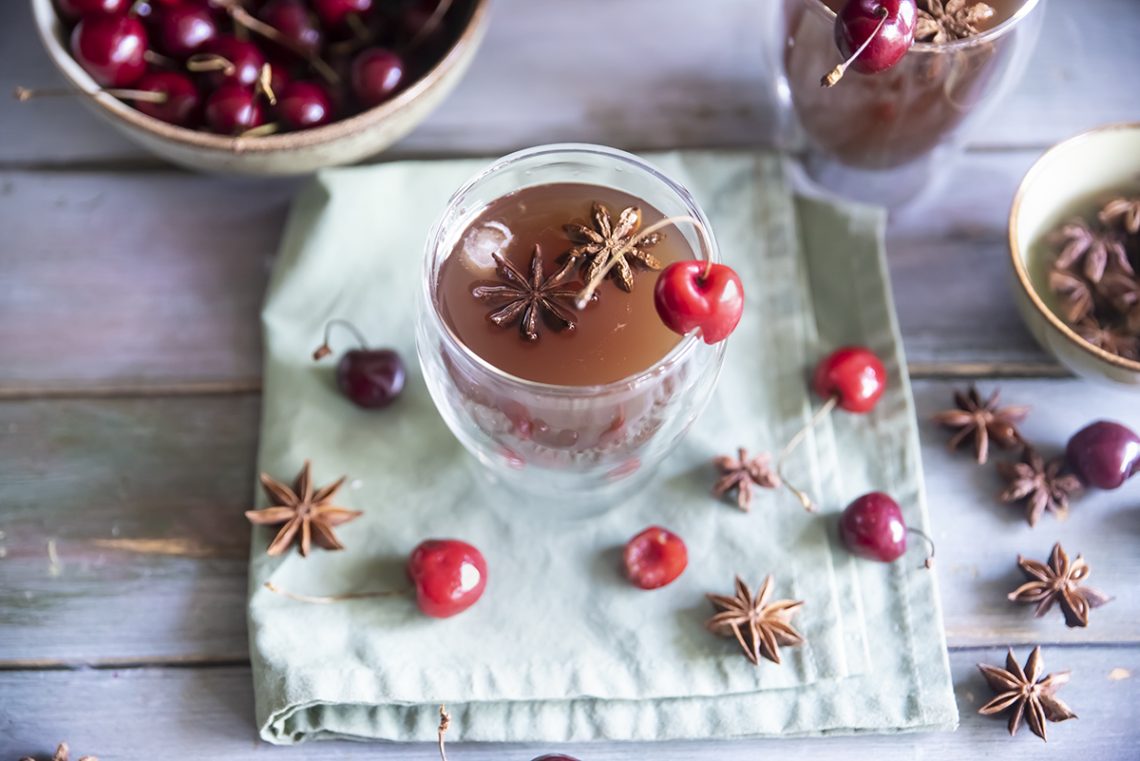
left=416, top=145, right=726, bottom=515
left=778, top=0, right=1047, bottom=206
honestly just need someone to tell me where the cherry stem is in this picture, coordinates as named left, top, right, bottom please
left=820, top=6, right=889, bottom=88
left=404, top=0, right=454, bottom=54
left=240, top=122, right=279, bottom=138
left=346, top=12, right=371, bottom=42
left=257, top=63, right=277, bottom=105
left=14, top=85, right=168, bottom=104
left=187, top=53, right=237, bottom=76
left=907, top=527, right=936, bottom=570
left=144, top=50, right=176, bottom=68
left=574, top=213, right=713, bottom=309
left=218, top=1, right=342, bottom=86
left=262, top=581, right=407, bottom=604
left=437, top=705, right=451, bottom=761
left=775, top=395, right=838, bottom=512
left=312, top=318, right=369, bottom=360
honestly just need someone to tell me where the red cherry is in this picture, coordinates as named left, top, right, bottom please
left=154, top=3, right=217, bottom=58
left=407, top=539, right=487, bottom=618
left=134, top=70, right=201, bottom=126
left=313, top=0, right=373, bottom=29
left=336, top=349, right=405, bottom=408
left=57, top=0, right=130, bottom=20
left=623, top=526, right=688, bottom=590
left=653, top=261, right=744, bottom=344
left=834, top=0, right=917, bottom=75
left=811, top=346, right=886, bottom=413
left=839, top=492, right=906, bottom=562
left=1066, top=420, right=1140, bottom=490
left=260, top=0, right=323, bottom=57
left=350, top=47, right=405, bottom=108
left=204, top=83, right=264, bottom=134
left=71, top=15, right=149, bottom=88
left=277, top=80, right=334, bottom=130
left=201, top=36, right=266, bottom=88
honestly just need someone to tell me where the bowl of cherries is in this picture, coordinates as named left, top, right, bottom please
left=28, top=0, right=490, bottom=174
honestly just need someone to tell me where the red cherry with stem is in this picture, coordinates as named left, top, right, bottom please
left=277, top=80, right=334, bottom=130
left=313, top=0, right=373, bottom=29
left=154, top=3, right=217, bottom=59
left=71, top=15, right=149, bottom=87
left=822, top=0, right=917, bottom=87
left=57, top=0, right=130, bottom=20
left=350, top=47, right=405, bottom=108
left=407, top=539, right=487, bottom=618
left=194, top=36, right=266, bottom=88
left=259, top=0, right=323, bottom=57
left=1066, top=420, right=1140, bottom=490
left=204, top=83, right=264, bottom=134
left=839, top=492, right=934, bottom=566
left=653, top=260, right=745, bottom=344
left=133, top=70, right=201, bottom=125
left=623, top=526, right=688, bottom=590
left=812, top=346, right=887, bottom=413
left=312, top=319, right=406, bottom=409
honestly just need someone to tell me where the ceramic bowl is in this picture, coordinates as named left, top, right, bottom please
left=1008, top=123, right=1140, bottom=387
left=30, top=0, right=490, bottom=175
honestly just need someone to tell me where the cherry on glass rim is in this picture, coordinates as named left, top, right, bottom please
left=623, top=526, right=688, bottom=590
left=407, top=539, right=487, bottom=618
left=811, top=346, right=887, bottom=413
left=653, top=260, right=744, bottom=344
left=823, top=0, right=917, bottom=86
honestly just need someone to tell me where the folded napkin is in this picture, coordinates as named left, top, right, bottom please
left=248, top=151, right=957, bottom=743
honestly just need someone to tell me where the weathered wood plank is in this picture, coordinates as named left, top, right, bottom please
left=1, top=646, right=1136, bottom=759
left=3, top=0, right=1138, bottom=166
left=1, top=379, right=1136, bottom=664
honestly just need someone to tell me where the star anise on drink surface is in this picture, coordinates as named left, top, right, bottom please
left=20, top=743, right=97, bottom=761
left=245, top=460, right=362, bottom=557
left=1008, top=543, right=1112, bottom=628
left=996, top=448, right=1082, bottom=528
left=1051, top=219, right=1133, bottom=283
left=472, top=244, right=590, bottom=342
left=1047, top=268, right=1096, bottom=323
left=977, top=646, right=1076, bottom=742
left=563, top=201, right=664, bottom=292
left=915, top=0, right=995, bottom=43
left=932, top=385, right=1028, bottom=464
left=1100, top=196, right=1140, bottom=235
left=712, top=448, right=781, bottom=511
left=706, top=575, right=804, bottom=666
left=1074, top=316, right=1140, bottom=360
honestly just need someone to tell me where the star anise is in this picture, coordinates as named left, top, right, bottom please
left=916, top=0, right=995, bottom=43
left=20, top=743, right=96, bottom=761
left=977, top=646, right=1076, bottom=742
left=1008, top=543, right=1112, bottom=628
left=1047, top=268, right=1095, bottom=323
left=1098, top=271, right=1140, bottom=332
left=563, top=201, right=663, bottom=292
left=932, top=385, right=1028, bottom=464
left=712, top=448, right=781, bottom=511
left=245, top=460, right=362, bottom=557
left=1051, top=219, right=1133, bottom=283
left=706, top=575, right=804, bottom=666
left=1074, top=316, right=1140, bottom=360
left=996, top=448, right=1082, bottom=527
left=1099, top=196, right=1140, bottom=235
left=472, top=244, right=586, bottom=342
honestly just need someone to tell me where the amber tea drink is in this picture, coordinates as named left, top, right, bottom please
left=417, top=145, right=729, bottom=514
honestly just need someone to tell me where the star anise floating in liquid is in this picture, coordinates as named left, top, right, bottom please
left=20, top=743, right=96, bottom=761
left=246, top=460, right=362, bottom=557
left=706, top=575, right=804, bottom=666
left=977, top=647, right=1076, bottom=742
left=932, top=385, right=1028, bottom=464
left=996, top=447, right=1082, bottom=528
left=563, top=201, right=664, bottom=293
left=472, top=244, right=588, bottom=342
left=915, top=0, right=995, bottom=43
left=1008, top=543, right=1112, bottom=628
left=712, top=448, right=781, bottom=511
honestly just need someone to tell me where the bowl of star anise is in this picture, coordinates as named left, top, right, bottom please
left=1009, top=122, right=1140, bottom=386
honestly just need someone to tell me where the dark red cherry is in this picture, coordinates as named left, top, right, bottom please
left=260, top=0, right=323, bottom=57
left=277, top=80, right=334, bottom=130
left=201, top=36, right=266, bottom=88
left=71, top=14, right=149, bottom=87
left=407, top=539, right=487, bottom=618
left=134, top=70, right=201, bottom=126
left=812, top=346, right=886, bottom=413
left=623, top=526, right=688, bottom=590
left=57, top=0, right=130, bottom=20
left=336, top=349, right=405, bottom=408
left=313, top=0, right=373, bottom=29
left=154, top=3, right=218, bottom=58
left=204, top=83, right=264, bottom=134
left=839, top=492, right=906, bottom=562
left=1066, top=420, right=1140, bottom=490
left=350, top=47, right=405, bottom=108
left=834, top=0, right=916, bottom=75
left=653, top=261, right=745, bottom=344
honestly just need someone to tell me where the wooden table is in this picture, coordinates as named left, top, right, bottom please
left=2, top=1, right=1138, bottom=758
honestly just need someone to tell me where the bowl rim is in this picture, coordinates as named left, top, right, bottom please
left=30, top=0, right=490, bottom=154
left=1008, top=121, right=1140, bottom=373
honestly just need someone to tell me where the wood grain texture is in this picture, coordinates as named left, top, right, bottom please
left=3, top=0, right=1138, bottom=166
left=1, top=380, right=1136, bottom=665
left=2, top=646, right=1137, bottom=759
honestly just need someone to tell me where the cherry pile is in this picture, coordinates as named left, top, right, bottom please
left=54, top=0, right=461, bottom=134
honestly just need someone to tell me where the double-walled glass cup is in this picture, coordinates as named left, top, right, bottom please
left=778, top=0, right=1046, bottom=206
left=416, top=145, right=726, bottom=515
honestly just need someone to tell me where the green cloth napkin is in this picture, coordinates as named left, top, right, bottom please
left=248, top=151, right=957, bottom=743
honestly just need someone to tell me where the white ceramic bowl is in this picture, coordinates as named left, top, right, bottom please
left=1009, top=123, right=1140, bottom=387
left=30, top=0, right=490, bottom=175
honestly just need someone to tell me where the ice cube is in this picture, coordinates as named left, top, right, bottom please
left=459, top=220, right=512, bottom=274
